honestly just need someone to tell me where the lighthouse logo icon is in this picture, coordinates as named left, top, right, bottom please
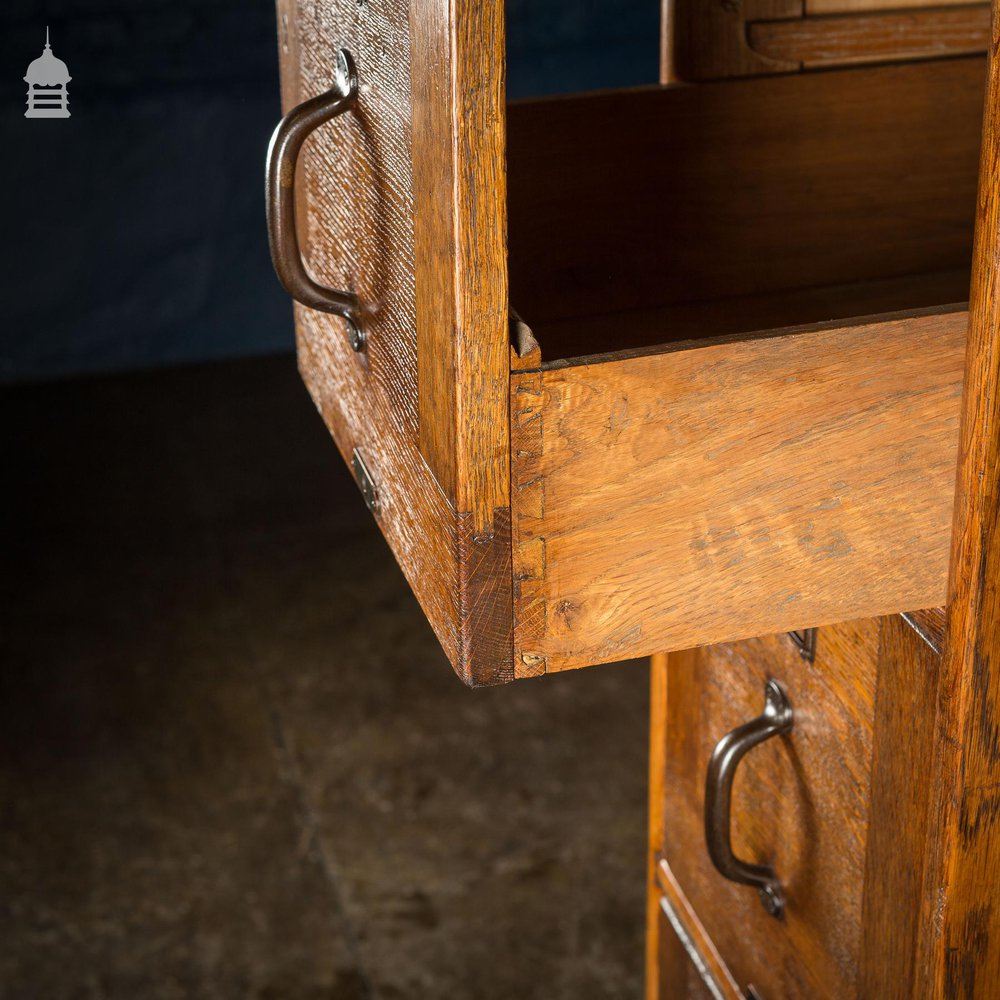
left=24, top=28, right=71, bottom=119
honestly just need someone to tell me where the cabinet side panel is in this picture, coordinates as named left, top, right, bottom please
left=919, top=9, right=1000, bottom=989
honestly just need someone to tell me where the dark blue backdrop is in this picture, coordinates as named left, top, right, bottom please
left=0, top=1, right=657, bottom=382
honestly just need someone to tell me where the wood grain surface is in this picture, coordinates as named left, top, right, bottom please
left=276, top=0, right=512, bottom=685
left=666, top=0, right=988, bottom=80
left=411, top=0, right=508, bottom=533
left=512, top=310, right=964, bottom=672
left=657, top=624, right=880, bottom=997
left=664, top=0, right=798, bottom=80
left=646, top=653, right=669, bottom=1000
left=859, top=613, right=942, bottom=997
left=917, top=3, right=1000, bottom=991
left=508, top=60, right=983, bottom=330
left=749, top=6, right=990, bottom=69
left=807, top=0, right=981, bottom=15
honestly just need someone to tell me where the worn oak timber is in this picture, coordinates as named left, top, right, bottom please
left=659, top=626, right=879, bottom=996
left=276, top=0, right=511, bottom=685
left=808, top=0, right=979, bottom=13
left=858, top=614, right=942, bottom=996
left=507, top=59, right=983, bottom=329
left=512, top=310, right=964, bottom=672
left=749, top=6, right=990, bottom=68
left=646, top=653, right=669, bottom=1000
left=667, top=0, right=988, bottom=79
left=918, top=2, right=1000, bottom=991
left=648, top=649, right=741, bottom=1000
left=659, top=0, right=676, bottom=85
left=510, top=364, right=546, bottom=679
left=663, top=0, right=798, bottom=81
left=410, top=0, right=509, bottom=533
left=652, top=616, right=942, bottom=996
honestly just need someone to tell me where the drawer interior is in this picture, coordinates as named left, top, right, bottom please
left=507, top=57, right=983, bottom=367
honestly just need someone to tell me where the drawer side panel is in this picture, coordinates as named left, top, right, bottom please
left=512, top=309, right=964, bottom=671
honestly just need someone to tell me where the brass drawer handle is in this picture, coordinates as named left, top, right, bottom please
left=266, top=48, right=363, bottom=350
left=704, top=680, right=793, bottom=919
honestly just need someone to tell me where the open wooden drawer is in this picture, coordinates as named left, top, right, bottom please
left=270, top=0, right=980, bottom=685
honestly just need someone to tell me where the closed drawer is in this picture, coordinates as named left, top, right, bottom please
left=271, top=0, right=977, bottom=684
left=650, top=615, right=943, bottom=998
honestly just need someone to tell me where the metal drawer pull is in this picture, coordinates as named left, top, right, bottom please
left=704, top=680, right=793, bottom=919
left=266, top=48, right=363, bottom=350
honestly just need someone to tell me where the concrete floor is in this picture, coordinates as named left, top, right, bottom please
left=0, top=357, right=649, bottom=999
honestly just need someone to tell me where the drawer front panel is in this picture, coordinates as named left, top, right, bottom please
left=274, top=0, right=512, bottom=684
left=660, top=623, right=879, bottom=997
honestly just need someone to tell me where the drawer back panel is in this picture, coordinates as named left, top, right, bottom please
left=507, top=58, right=984, bottom=329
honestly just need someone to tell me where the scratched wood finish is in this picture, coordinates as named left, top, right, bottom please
left=279, top=4, right=980, bottom=688
left=507, top=59, right=983, bottom=329
left=666, top=0, right=988, bottom=80
left=917, top=5, right=1000, bottom=991
left=657, top=625, right=880, bottom=997
left=902, top=605, right=947, bottom=654
left=511, top=310, right=964, bottom=673
left=275, top=0, right=511, bottom=685
left=749, top=6, right=990, bottom=69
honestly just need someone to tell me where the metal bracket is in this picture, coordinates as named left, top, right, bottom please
left=352, top=448, right=379, bottom=515
left=788, top=628, right=816, bottom=662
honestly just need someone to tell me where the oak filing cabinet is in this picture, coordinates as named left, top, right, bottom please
left=267, top=1, right=1000, bottom=996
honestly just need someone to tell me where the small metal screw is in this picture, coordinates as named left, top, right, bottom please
left=757, top=884, right=784, bottom=919
left=345, top=318, right=365, bottom=352
left=334, top=49, right=355, bottom=96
